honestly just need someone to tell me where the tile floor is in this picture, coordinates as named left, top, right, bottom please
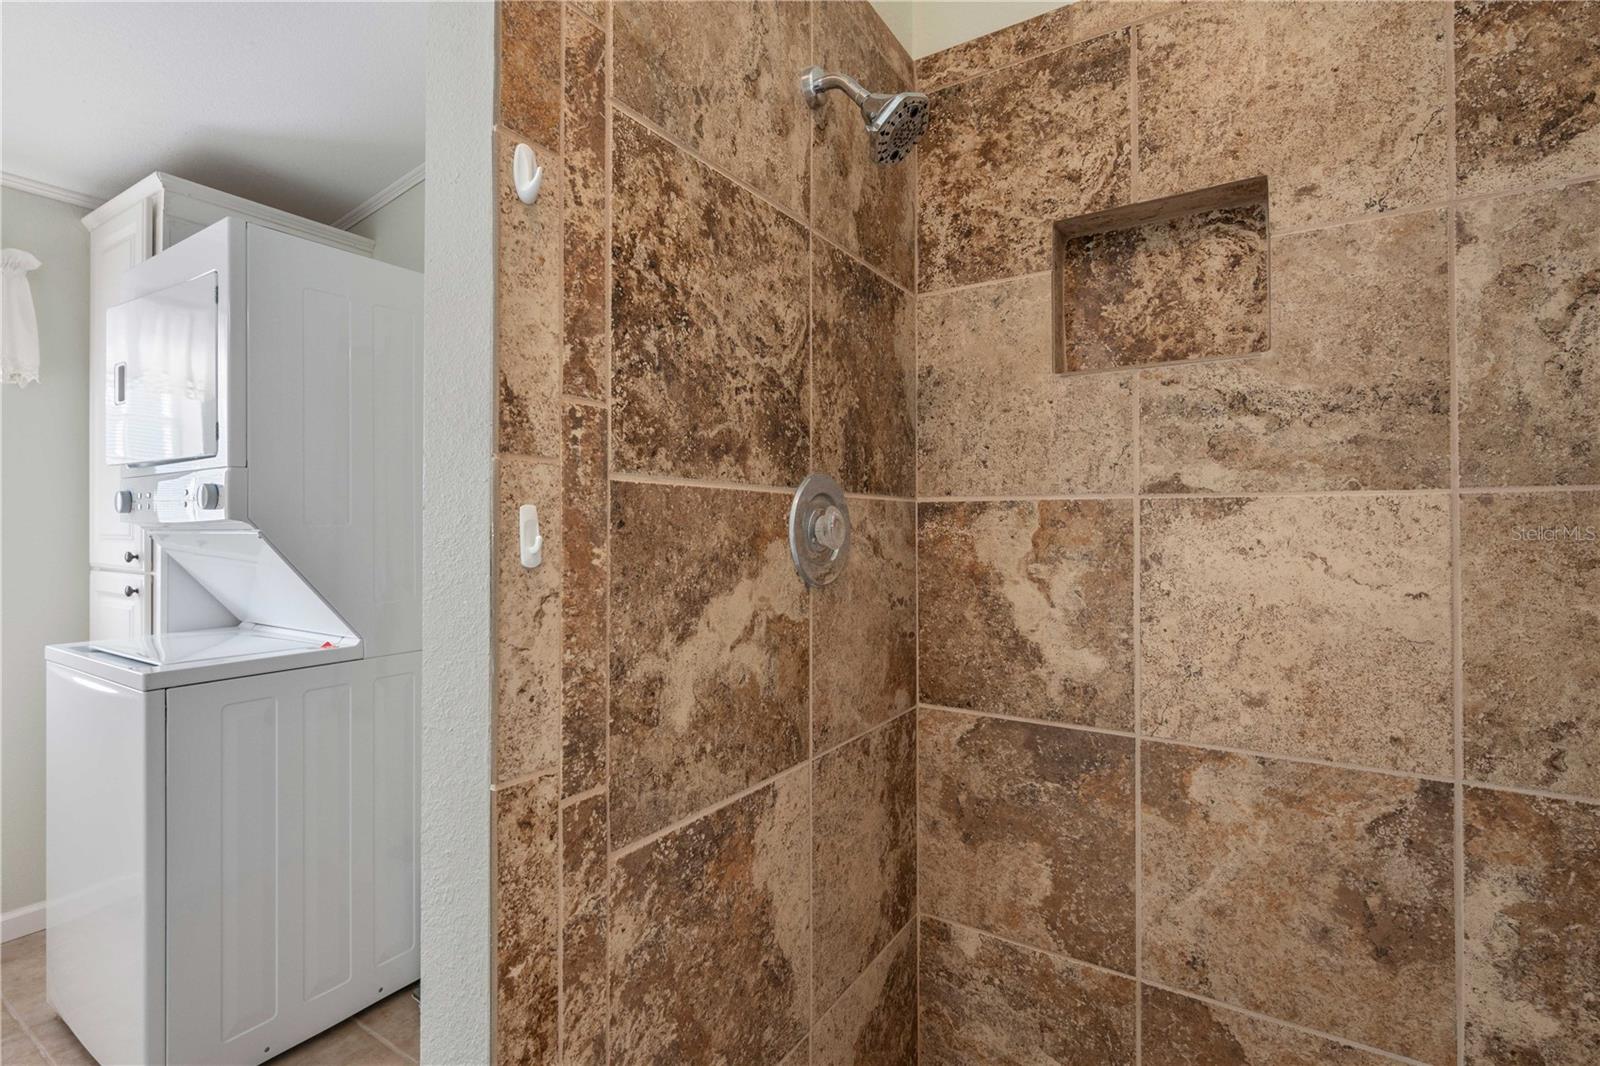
left=1, top=932, right=420, bottom=1065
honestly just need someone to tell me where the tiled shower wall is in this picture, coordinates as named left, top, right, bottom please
left=491, top=2, right=918, bottom=1064
left=913, top=3, right=1598, bottom=1066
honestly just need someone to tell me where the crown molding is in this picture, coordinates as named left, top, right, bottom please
left=0, top=170, right=103, bottom=210
left=333, top=162, right=425, bottom=230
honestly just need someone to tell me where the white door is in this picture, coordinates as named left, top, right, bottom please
left=88, top=199, right=154, bottom=572
left=164, top=654, right=420, bottom=1066
left=105, top=272, right=220, bottom=466
left=89, top=570, right=148, bottom=642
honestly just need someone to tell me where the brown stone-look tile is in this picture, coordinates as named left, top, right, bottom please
left=1463, top=492, right=1600, bottom=799
left=497, top=129, right=563, bottom=458
left=919, top=499, right=1134, bottom=730
left=610, top=115, right=810, bottom=485
left=1059, top=202, right=1269, bottom=371
left=812, top=923, right=916, bottom=1066
left=812, top=498, right=916, bottom=753
left=495, top=458, right=562, bottom=783
left=919, top=708, right=1135, bottom=971
left=1141, top=986, right=1398, bottom=1066
left=918, top=31, right=1132, bottom=292
left=1456, top=181, right=1600, bottom=487
left=915, top=0, right=1178, bottom=91
left=814, top=714, right=916, bottom=1011
left=1140, top=495, right=1454, bottom=775
left=812, top=0, right=916, bottom=288
left=612, top=0, right=810, bottom=217
left=1456, top=1, right=1600, bottom=195
left=609, top=770, right=810, bottom=1066
left=561, top=794, right=607, bottom=1066
left=608, top=481, right=807, bottom=845
left=918, top=272, right=1135, bottom=497
left=919, top=917, right=1136, bottom=1066
left=567, top=0, right=603, bottom=26
left=498, top=1, right=561, bottom=146
left=1136, top=2, right=1449, bottom=231
left=1142, top=745, right=1457, bottom=1064
left=1463, top=787, right=1600, bottom=1066
left=494, top=773, right=560, bottom=1066
left=561, top=404, right=606, bottom=797
left=812, top=241, right=914, bottom=497
left=561, top=8, right=607, bottom=400
left=1141, top=209, right=1452, bottom=493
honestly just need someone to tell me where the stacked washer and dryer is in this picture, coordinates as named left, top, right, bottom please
left=44, top=218, right=422, bottom=1065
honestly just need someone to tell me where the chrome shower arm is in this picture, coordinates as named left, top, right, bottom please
left=801, top=66, right=872, bottom=110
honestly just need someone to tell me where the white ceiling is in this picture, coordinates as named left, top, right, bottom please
left=1, top=1, right=426, bottom=225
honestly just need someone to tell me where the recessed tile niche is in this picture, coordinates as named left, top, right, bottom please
left=1054, top=176, right=1271, bottom=373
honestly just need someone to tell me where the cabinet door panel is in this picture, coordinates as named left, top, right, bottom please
left=88, top=199, right=153, bottom=571
left=88, top=570, right=147, bottom=642
left=165, top=654, right=420, bottom=1066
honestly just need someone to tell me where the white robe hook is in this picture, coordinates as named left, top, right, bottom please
left=513, top=142, right=543, bottom=206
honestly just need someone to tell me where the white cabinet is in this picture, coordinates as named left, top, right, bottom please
left=87, top=199, right=153, bottom=573
left=89, top=570, right=149, bottom=642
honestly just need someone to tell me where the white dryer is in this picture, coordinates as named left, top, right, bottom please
left=45, top=218, right=421, bottom=1066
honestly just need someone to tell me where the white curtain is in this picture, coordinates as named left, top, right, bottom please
left=2, top=248, right=43, bottom=386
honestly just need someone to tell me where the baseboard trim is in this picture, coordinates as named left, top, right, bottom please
left=1, top=901, right=45, bottom=942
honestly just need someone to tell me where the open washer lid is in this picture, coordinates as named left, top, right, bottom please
left=88, top=528, right=358, bottom=668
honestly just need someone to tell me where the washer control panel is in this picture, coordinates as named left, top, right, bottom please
left=118, top=468, right=245, bottom=525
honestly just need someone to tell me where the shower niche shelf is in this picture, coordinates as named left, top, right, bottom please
left=1053, top=175, right=1271, bottom=374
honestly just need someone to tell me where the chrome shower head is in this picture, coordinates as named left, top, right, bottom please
left=801, top=66, right=930, bottom=165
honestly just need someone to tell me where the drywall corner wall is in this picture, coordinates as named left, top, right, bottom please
left=0, top=185, right=90, bottom=933
left=350, top=180, right=425, bottom=272
left=868, top=0, right=1073, bottom=58
left=418, top=1, right=493, bottom=1062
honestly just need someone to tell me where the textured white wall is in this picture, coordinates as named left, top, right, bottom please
left=0, top=186, right=89, bottom=931
left=351, top=181, right=425, bottom=272
left=419, top=2, right=494, bottom=1061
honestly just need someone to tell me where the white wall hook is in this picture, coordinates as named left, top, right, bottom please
left=519, top=504, right=544, bottom=568
left=513, top=142, right=543, bottom=206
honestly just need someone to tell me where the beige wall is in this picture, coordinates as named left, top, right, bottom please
left=0, top=186, right=90, bottom=927
left=912, top=2, right=1600, bottom=1063
left=350, top=179, right=425, bottom=272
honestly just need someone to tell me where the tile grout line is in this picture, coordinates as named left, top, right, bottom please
left=353, top=1016, right=420, bottom=1065
left=555, top=9, right=569, bottom=1058
left=1130, top=217, right=1145, bottom=1064
left=608, top=468, right=916, bottom=502
left=602, top=2, right=616, bottom=1062
left=927, top=913, right=1431, bottom=1066
left=1137, top=977, right=1439, bottom=1066
left=924, top=485, right=1600, bottom=505
left=4, top=998, right=59, bottom=1066
left=608, top=761, right=809, bottom=863
left=806, top=4, right=817, bottom=1042
left=816, top=916, right=916, bottom=1031
left=1446, top=9, right=1468, bottom=1058
left=812, top=702, right=918, bottom=765
left=606, top=96, right=909, bottom=301
left=921, top=700, right=1483, bottom=788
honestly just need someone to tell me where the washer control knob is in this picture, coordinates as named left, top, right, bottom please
left=198, top=482, right=222, bottom=510
left=112, top=489, right=134, bottom=514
